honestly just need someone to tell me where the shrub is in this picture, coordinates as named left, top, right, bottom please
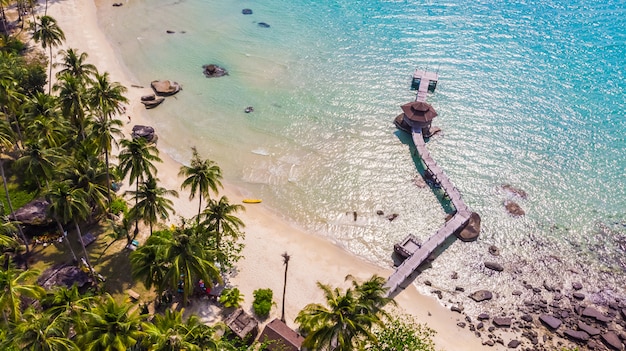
left=109, top=197, right=128, bottom=216
left=252, top=288, right=273, bottom=318
left=219, top=288, right=244, bottom=309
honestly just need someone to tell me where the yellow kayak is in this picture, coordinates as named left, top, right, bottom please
left=242, top=199, right=262, bottom=204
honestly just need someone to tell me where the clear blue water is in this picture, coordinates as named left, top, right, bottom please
left=98, top=0, right=626, bottom=312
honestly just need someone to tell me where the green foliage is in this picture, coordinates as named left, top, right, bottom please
left=219, top=287, right=244, bottom=309
left=0, top=35, right=25, bottom=54
left=366, top=313, right=436, bottom=351
left=252, top=288, right=273, bottom=318
left=109, top=197, right=128, bottom=216
left=0, top=176, right=36, bottom=216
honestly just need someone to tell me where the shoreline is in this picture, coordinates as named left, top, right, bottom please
left=45, top=0, right=506, bottom=349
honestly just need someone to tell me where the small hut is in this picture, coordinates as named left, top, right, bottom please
left=258, top=319, right=304, bottom=351
left=394, top=101, right=440, bottom=137
left=225, top=308, right=259, bottom=342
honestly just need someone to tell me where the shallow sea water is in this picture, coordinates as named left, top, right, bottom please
left=97, top=0, right=626, bottom=314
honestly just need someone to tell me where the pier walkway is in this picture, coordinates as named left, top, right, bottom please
left=385, top=70, right=472, bottom=298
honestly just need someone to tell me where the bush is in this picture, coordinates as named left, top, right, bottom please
left=219, top=288, right=244, bottom=309
left=252, top=288, right=273, bottom=318
left=109, top=197, right=128, bottom=216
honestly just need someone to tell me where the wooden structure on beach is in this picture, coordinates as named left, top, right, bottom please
left=385, top=69, right=475, bottom=298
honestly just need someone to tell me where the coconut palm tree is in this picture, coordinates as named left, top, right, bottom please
left=42, top=284, right=92, bottom=331
left=118, top=137, right=161, bottom=236
left=54, top=48, right=97, bottom=84
left=126, top=176, right=178, bottom=236
left=0, top=119, right=29, bottom=250
left=15, top=142, right=59, bottom=191
left=23, top=92, right=68, bottom=148
left=46, top=181, right=92, bottom=270
left=142, top=308, right=201, bottom=351
left=77, top=294, right=145, bottom=351
left=348, top=274, right=395, bottom=317
left=129, top=231, right=169, bottom=294
left=280, top=252, right=290, bottom=323
left=55, top=73, right=89, bottom=140
left=295, top=281, right=383, bottom=351
left=88, top=116, right=124, bottom=205
left=199, top=196, right=244, bottom=253
left=11, top=307, right=77, bottom=351
left=31, top=16, right=65, bottom=93
left=179, top=147, right=223, bottom=221
left=0, top=258, right=45, bottom=324
left=64, top=147, right=109, bottom=215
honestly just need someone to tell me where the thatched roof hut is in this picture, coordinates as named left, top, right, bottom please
left=258, top=318, right=304, bottom=351
left=225, top=308, right=259, bottom=341
left=400, top=101, right=438, bottom=124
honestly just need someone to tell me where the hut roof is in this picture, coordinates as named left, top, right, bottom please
left=11, top=198, right=52, bottom=226
left=259, top=319, right=304, bottom=351
left=225, top=308, right=259, bottom=340
left=37, top=264, right=93, bottom=290
left=400, top=101, right=438, bottom=123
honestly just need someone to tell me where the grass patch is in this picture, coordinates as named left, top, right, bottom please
left=0, top=173, right=36, bottom=215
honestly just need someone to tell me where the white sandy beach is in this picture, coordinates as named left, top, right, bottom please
left=44, top=0, right=504, bottom=349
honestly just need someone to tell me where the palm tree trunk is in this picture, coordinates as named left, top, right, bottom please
left=133, top=177, right=139, bottom=237
left=48, top=46, right=53, bottom=94
left=281, top=259, right=289, bottom=322
left=104, top=149, right=111, bottom=208
left=75, top=221, right=98, bottom=285
left=1, top=159, right=29, bottom=253
left=55, top=219, right=77, bottom=263
left=197, top=192, right=202, bottom=223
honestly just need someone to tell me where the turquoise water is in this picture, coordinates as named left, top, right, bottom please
left=98, top=0, right=626, bottom=310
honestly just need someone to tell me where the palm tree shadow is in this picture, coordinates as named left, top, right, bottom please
left=96, top=248, right=134, bottom=296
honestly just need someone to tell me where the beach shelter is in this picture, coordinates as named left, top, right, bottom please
left=258, top=318, right=304, bottom=351
left=400, top=101, right=438, bottom=123
left=225, top=308, right=259, bottom=342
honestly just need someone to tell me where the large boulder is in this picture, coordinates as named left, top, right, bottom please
left=456, top=212, right=480, bottom=242
left=539, top=315, right=562, bottom=330
left=470, top=290, right=493, bottom=302
left=601, top=332, right=624, bottom=351
left=150, top=80, right=181, bottom=96
left=38, top=264, right=93, bottom=290
left=11, top=198, right=52, bottom=226
left=564, top=329, right=590, bottom=342
left=131, top=125, right=157, bottom=143
left=202, top=64, right=228, bottom=78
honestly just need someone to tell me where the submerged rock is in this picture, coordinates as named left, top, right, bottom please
left=504, top=200, right=525, bottom=217
left=258, top=22, right=270, bottom=28
left=242, top=8, right=253, bottom=15
left=501, top=184, right=528, bottom=199
left=202, top=64, right=228, bottom=78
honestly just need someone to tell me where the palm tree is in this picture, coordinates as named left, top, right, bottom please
left=162, top=229, right=221, bottom=305
left=0, top=258, right=45, bottom=324
left=64, top=148, right=109, bottom=215
left=54, top=48, right=97, bottom=84
left=15, top=142, right=59, bottom=191
left=23, top=92, right=68, bottom=148
left=179, top=147, right=223, bottom=220
left=126, top=176, right=178, bottom=236
left=0, top=119, right=29, bottom=250
left=43, top=284, right=92, bottom=329
left=46, top=182, right=92, bottom=271
left=295, top=281, right=383, bottom=351
left=280, top=252, right=290, bottom=323
left=11, top=308, right=77, bottom=351
left=88, top=116, right=124, bottom=205
left=199, top=196, right=244, bottom=253
left=142, top=308, right=201, bottom=351
left=77, top=294, right=145, bottom=351
left=118, top=137, right=161, bottom=236
left=348, top=275, right=395, bottom=317
left=129, top=231, right=169, bottom=294
left=55, top=73, right=89, bottom=139
left=31, top=16, right=65, bottom=93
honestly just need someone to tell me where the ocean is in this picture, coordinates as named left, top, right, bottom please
left=96, top=0, right=626, bottom=313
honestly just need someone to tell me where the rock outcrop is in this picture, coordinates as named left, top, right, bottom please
left=131, top=125, right=157, bottom=143
left=202, top=64, right=228, bottom=78
left=151, top=80, right=181, bottom=96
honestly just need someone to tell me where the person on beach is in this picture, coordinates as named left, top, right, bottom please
left=128, top=116, right=131, bottom=123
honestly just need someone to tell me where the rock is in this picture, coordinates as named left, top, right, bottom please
left=131, top=125, right=156, bottom=143
left=456, top=211, right=480, bottom=242
left=543, top=281, right=558, bottom=292
left=432, top=290, right=442, bottom=299
left=493, top=317, right=512, bottom=327
left=455, top=286, right=465, bottom=292
left=507, top=340, right=521, bottom=348
left=504, top=200, right=525, bottom=217
left=512, top=290, right=522, bottom=296
left=521, top=314, right=533, bottom=322
left=573, top=292, right=585, bottom=300
left=423, top=280, right=431, bottom=286
left=242, top=8, right=253, bottom=15
left=572, top=282, right=583, bottom=290
left=244, top=106, right=254, bottom=113
left=376, top=210, right=384, bottom=215
left=483, top=340, right=495, bottom=346
left=12, top=198, right=52, bottom=226
left=166, top=30, right=175, bottom=34
left=150, top=80, right=181, bottom=96
left=488, top=245, right=500, bottom=256
left=202, top=64, right=228, bottom=78
left=578, top=321, right=601, bottom=336
left=477, top=322, right=484, bottom=330
left=582, top=307, right=611, bottom=323
left=539, top=315, right=562, bottom=330
left=141, top=94, right=156, bottom=101
left=601, top=332, right=624, bottom=350
left=621, top=309, right=626, bottom=320
left=387, top=213, right=398, bottom=221
left=470, top=290, right=493, bottom=302
left=501, top=184, right=528, bottom=199
left=484, top=261, right=504, bottom=272
left=457, top=322, right=466, bottom=328
left=478, top=313, right=490, bottom=321
left=141, top=97, right=165, bottom=109
left=564, top=329, right=590, bottom=342
left=258, top=22, right=270, bottom=28
left=451, top=271, right=458, bottom=279
left=112, top=2, right=123, bottom=6
left=451, top=305, right=464, bottom=313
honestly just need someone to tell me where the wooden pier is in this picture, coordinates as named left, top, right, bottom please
left=385, top=69, right=473, bottom=298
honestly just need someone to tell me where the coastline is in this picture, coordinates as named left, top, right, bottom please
left=45, top=0, right=502, bottom=349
